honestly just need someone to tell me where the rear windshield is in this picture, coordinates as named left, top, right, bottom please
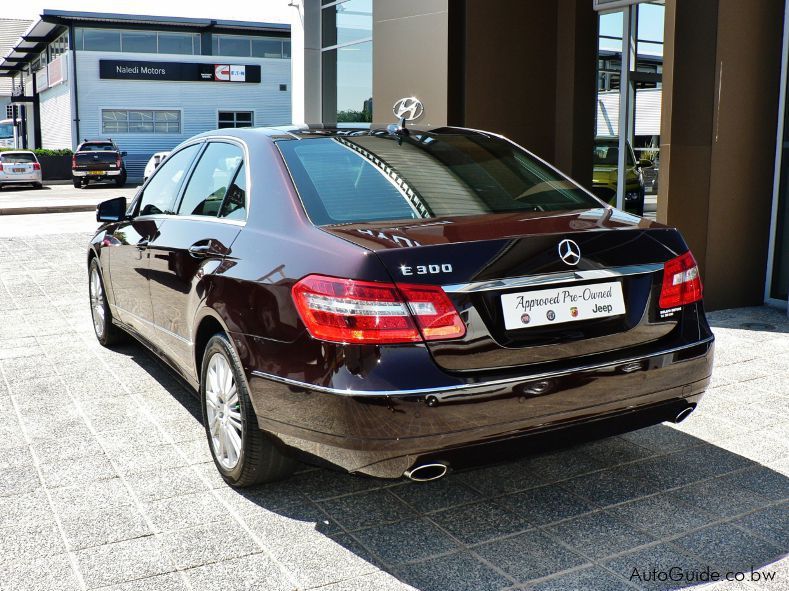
left=278, top=132, right=601, bottom=225
left=0, top=153, right=35, bottom=163
left=79, top=143, right=115, bottom=151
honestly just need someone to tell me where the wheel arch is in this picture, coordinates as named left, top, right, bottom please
left=193, top=307, right=235, bottom=384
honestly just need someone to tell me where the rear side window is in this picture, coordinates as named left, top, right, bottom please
left=0, top=153, right=36, bottom=163
left=138, top=143, right=200, bottom=216
left=278, top=134, right=600, bottom=226
left=219, top=162, right=246, bottom=220
left=177, top=142, right=244, bottom=218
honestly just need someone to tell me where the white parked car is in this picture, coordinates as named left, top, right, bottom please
left=143, top=151, right=170, bottom=183
left=0, top=151, right=43, bottom=189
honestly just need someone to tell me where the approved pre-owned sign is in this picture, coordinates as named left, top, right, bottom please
left=99, top=60, right=261, bottom=83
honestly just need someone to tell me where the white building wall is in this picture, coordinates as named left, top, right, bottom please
left=39, top=81, right=73, bottom=149
left=75, top=50, right=291, bottom=179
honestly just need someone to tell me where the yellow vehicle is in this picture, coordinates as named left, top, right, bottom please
left=592, top=137, right=651, bottom=215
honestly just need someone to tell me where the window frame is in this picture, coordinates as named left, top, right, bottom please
left=217, top=110, right=255, bottom=129
left=173, top=140, right=247, bottom=220
left=101, top=108, right=182, bottom=135
left=133, top=141, right=205, bottom=218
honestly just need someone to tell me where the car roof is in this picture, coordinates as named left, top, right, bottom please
left=190, top=124, right=498, bottom=143
left=0, top=150, right=35, bottom=154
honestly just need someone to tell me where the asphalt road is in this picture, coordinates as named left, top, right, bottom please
left=0, top=213, right=785, bottom=590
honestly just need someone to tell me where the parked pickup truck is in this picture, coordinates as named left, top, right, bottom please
left=72, top=139, right=127, bottom=188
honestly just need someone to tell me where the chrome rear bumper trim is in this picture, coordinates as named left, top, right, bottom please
left=442, top=263, right=663, bottom=293
left=251, top=336, right=713, bottom=398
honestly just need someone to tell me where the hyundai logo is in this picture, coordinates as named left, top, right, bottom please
left=558, top=239, right=581, bottom=266
left=393, top=97, right=424, bottom=121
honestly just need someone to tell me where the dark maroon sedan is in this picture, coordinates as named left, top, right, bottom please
left=88, top=125, right=713, bottom=487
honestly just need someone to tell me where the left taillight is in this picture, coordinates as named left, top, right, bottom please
left=291, top=274, right=466, bottom=344
left=33, top=162, right=41, bottom=170
left=659, top=251, right=703, bottom=308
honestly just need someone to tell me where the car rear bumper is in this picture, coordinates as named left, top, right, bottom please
left=0, top=172, right=42, bottom=183
left=246, top=337, right=714, bottom=478
left=73, top=169, right=122, bottom=177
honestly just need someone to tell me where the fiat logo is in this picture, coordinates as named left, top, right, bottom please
left=558, top=239, right=581, bottom=266
left=393, top=97, right=424, bottom=121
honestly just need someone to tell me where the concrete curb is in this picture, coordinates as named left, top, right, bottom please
left=0, top=203, right=97, bottom=215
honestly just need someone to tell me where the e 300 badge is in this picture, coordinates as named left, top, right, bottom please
left=400, top=264, right=453, bottom=276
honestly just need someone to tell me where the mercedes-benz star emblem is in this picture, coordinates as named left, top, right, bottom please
left=393, top=97, right=424, bottom=121
left=558, top=239, right=581, bottom=266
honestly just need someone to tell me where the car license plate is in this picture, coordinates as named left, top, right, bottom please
left=501, top=281, right=626, bottom=330
left=88, top=171, right=104, bottom=175
left=13, top=168, right=25, bottom=173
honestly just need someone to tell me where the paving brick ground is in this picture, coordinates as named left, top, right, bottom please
left=0, top=227, right=786, bottom=591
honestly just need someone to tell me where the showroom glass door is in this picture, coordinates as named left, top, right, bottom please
left=767, top=0, right=789, bottom=313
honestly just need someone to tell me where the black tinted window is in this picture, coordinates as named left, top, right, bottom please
left=79, top=143, right=115, bottom=151
left=177, top=143, right=243, bottom=217
left=138, top=144, right=200, bottom=216
left=279, top=133, right=600, bottom=225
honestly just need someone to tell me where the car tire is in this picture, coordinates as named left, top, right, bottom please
left=33, top=182, right=42, bottom=189
left=200, top=333, right=297, bottom=487
left=88, top=258, right=126, bottom=347
left=115, top=171, right=127, bottom=188
left=72, top=178, right=81, bottom=188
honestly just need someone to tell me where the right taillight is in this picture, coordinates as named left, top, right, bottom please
left=291, top=274, right=466, bottom=344
left=659, top=251, right=703, bottom=308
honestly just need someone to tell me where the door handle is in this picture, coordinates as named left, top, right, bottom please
left=188, top=244, right=212, bottom=258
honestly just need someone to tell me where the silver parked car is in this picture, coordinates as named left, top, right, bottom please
left=0, top=151, right=43, bottom=189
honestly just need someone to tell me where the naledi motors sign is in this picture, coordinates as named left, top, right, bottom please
left=99, top=60, right=261, bottom=83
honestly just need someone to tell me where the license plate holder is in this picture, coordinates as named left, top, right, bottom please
left=501, top=280, right=626, bottom=330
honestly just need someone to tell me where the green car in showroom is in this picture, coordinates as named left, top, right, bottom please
left=592, top=137, right=652, bottom=215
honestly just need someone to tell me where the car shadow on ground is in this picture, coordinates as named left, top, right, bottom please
left=0, top=185, right=49, bottom=191
left=122, top=339, right=788, bottom=591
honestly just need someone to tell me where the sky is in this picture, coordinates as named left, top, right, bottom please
left=599, top=3, right=665, bottom=56
left=4, top=0, right=294, bottom=24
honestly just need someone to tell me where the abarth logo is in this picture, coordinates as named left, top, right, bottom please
left=558, top=239, right=581, bottom=266
left=393, top=97, right=424, bottom=121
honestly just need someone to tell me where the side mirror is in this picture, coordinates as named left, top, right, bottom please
left=121, top=151, right=127, bottom=157
left=97, top=196, right=127, bottom=222
left=638, top=158, right=654, bottom=168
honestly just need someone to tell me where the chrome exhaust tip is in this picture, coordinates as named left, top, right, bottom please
left=674, top=406, right=695, bottom=423
left=404, top=463, right=448, bottom=482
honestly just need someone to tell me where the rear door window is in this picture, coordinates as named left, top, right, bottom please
left=176, top=142, right=244, bottom=218
left=137, top=143, right=201, bottom=216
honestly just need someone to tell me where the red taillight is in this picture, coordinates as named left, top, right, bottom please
left=659, top=251, right=703, bottom=308
left=71, top=155, right=77, bottom=168
left=116, top=156, right=122, bottom=168
left=291, top=274, right=466, bottom=344
left=33, top=162, right=40, bottom=170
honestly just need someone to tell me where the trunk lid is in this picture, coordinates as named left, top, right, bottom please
left=323, top=208, right=688, bottom=372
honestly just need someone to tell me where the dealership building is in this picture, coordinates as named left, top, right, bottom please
left=0, top=10, right=291, bottom=179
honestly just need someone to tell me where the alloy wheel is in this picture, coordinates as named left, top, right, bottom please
left=89, top=266, right=105, bottom=338
left=205, top=352, right=243, bottom=470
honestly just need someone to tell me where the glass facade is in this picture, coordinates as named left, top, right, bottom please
left=321, top=0, right=373, bottom=124
left=102, top=110, right=181, bottom=134
left=74, top=28, right=201, bottom=55
left=212, top=34, right=290, bottom=58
